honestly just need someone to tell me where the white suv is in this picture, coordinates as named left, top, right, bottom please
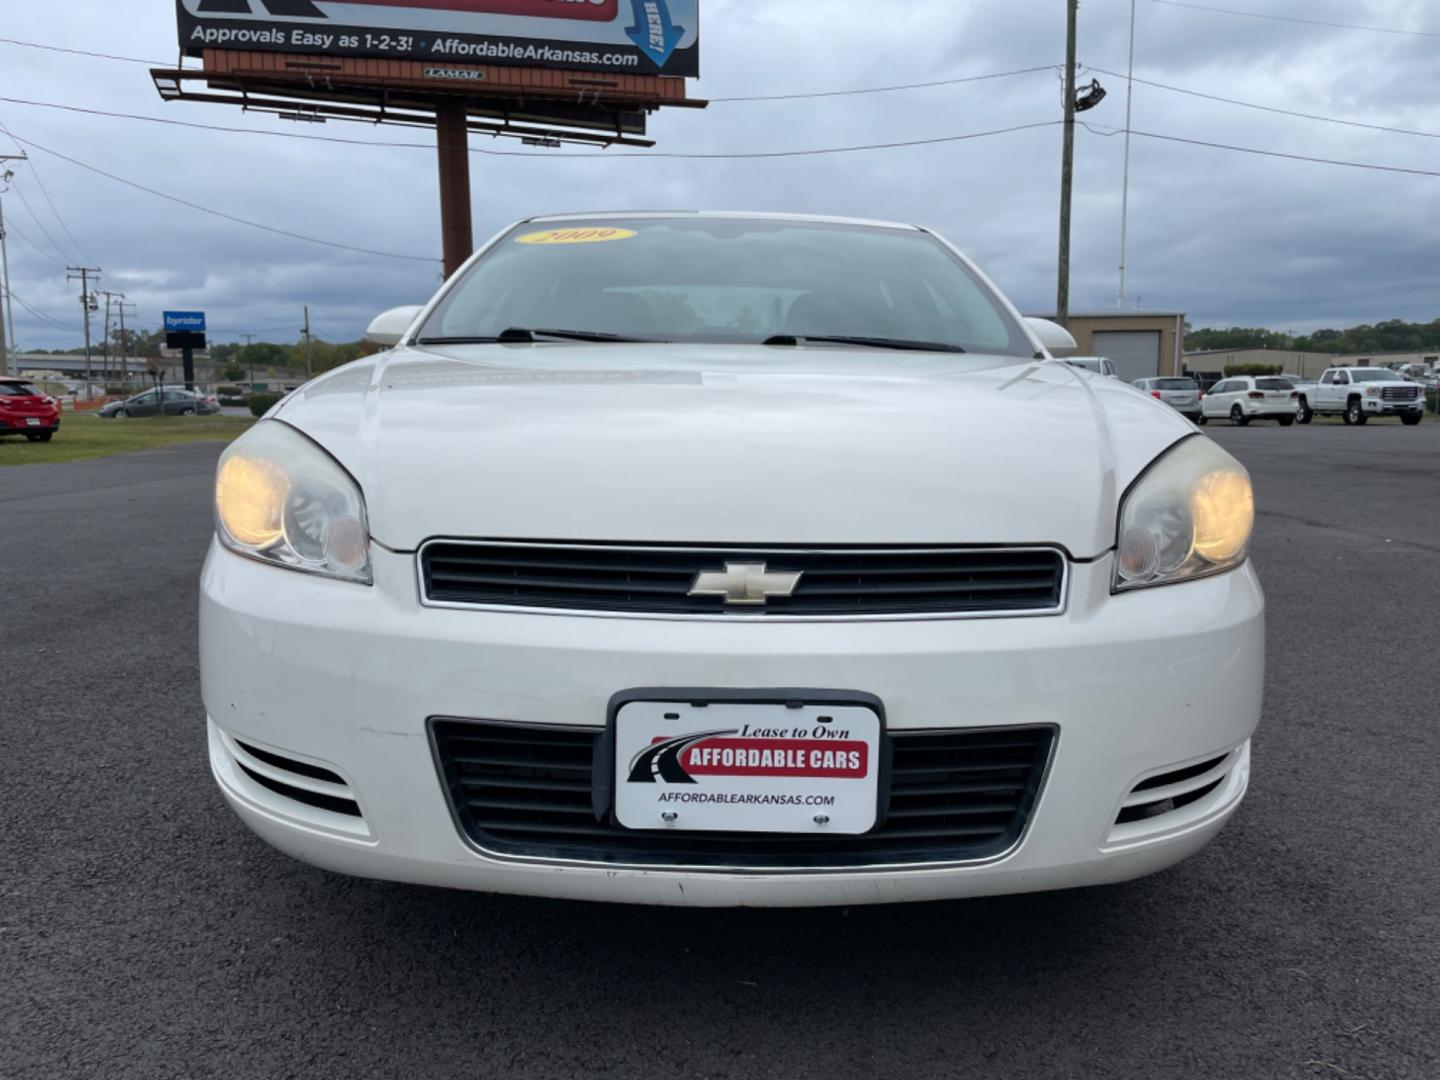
left=1199, top=376, right=1299, bottom=427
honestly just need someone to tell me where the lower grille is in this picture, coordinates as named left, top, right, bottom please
left=221, top=731, right=362, bottom=819
left=1115, top=751, right=1234, bottom=826
left=419, top=541, right=1066, bottom=618
left=431, top=719, right=1055, bottom=869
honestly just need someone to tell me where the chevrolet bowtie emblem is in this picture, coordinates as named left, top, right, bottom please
left=689, top=562, right=803, bottom=606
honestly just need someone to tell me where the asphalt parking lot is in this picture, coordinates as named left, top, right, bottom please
left=4, top=421, right=1438, bottom=1080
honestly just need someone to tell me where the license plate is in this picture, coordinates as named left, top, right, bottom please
left=25, top=418, right=41, bottom=426
left=613, top=698, right=882, bottom=835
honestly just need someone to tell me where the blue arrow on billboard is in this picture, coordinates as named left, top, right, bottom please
left=626, top=0, right=685, bottom=70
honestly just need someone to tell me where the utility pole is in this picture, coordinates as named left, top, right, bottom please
left=0, top=154, right=26, bottom=377
left=0, top=190, right=11, bottom=375
left=301, top=306, right=313, bottom=377
left=117, top=301, right=136, bottom=384
left=101, top=293, right=114, bottom=384
left=67, top=266, right=102, bottom=399
left=1056, top=0, right=1079, bottom=328
left=241, top=332, right=255, bottom=390
left=1117, top=0, right=1137, bottom=308
left=99, top=291, right=127, bottom=384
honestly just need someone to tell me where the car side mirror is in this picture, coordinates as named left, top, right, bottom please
left=365, top=305, right=426, bottom=347
left=1025, top=317, right=1078, bottom=357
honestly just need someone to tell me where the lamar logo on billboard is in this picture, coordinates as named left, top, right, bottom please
left=196, top=0, right=618, bottom=19
left=627, top=729, right=869, bottom=785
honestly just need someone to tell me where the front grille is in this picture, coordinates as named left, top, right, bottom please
left=1382, top=386, right=1419, bottom=401
left=420, top=542, right=1066, bottom=617
left=431, top=719, right=1055, bottom=869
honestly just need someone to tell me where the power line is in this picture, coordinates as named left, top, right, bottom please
left=708, top=64, right=1058, bottom=102
left=1086, top=66, right=1440, bottom=139
left=1150, top=0, right=1440, bottom=38
left=7, top=289, right=80, bottom=333
left=2, top=213, right=69, bottom=269
left=0, top=94, right=443, bottom=151
left=1086, top=123, right=1440, bottom=178
left=7, top=179, right=72, bottom=265
left=0, top=94, right=1061, bottom=160
left=0, top=118, right=98, bottom=264
left=6, top=132, right=441, bottom=263
left=328, top=118, right=1067, bottom=159
left=0, top=36, right=173, bottom=67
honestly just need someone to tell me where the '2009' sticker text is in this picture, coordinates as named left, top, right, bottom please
left=516, top=227, right=637, bottom=245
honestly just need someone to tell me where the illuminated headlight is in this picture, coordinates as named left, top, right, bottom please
left=1115, top=436, right=1254, bottom=592
left=214, top=421, right=372, bottom=584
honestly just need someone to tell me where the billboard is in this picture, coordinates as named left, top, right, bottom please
left=177, top=0, right=700, bottom=77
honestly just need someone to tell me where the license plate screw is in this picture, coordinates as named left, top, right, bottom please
left=661, top=812, right=679, bottom=826
left=813, top=814, right=830, bottom=827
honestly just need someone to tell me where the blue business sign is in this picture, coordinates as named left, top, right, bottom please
left=164, top=311, right=207, bottom=333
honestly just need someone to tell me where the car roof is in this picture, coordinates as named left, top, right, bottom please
left=522, top=210, right=922, bottom=232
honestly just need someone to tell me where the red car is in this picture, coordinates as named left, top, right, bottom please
left=0, top=378, right=62, bottom=442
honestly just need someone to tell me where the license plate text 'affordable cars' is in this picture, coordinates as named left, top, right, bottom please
left=614, top=700, right=882, bottom=835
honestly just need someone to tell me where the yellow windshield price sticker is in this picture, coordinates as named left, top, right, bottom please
left=516, top=227, right=638, bottom=246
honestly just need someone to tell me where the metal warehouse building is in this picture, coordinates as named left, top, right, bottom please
left=1030, top=311, right=1187, bottom=382
left=1183, top=347, right=1440, bottom=382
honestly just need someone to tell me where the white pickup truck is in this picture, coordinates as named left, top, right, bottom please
left=1294, top=367, right=1427, bottom=426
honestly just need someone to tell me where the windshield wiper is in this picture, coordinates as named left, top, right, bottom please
left=415, top=328, right=655, bottom=346
left=763, top=334, right=966, bottom=354
left=500, top=327, right=654, bottom=344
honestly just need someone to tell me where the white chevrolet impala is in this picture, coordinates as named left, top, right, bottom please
left=201, top=212, right=1263, bottom=907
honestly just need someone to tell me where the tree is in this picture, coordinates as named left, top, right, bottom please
left=1191, top=316, right=1440, bottom=356
left=144, top=353, right=168, bottom=387
left=1185, top=326, right=1294, bottom=352
left=236, top=342, right=292, bottom=371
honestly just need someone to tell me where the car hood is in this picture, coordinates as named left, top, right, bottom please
left=273, top=344, right=1194, bottom=558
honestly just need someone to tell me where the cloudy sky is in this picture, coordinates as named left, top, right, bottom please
left=2, top=0, right=1438, bottom=350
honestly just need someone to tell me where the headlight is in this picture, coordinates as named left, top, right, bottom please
left=1115, top=436, right=1254, bottom=592
left=214, top=420, right=372, bottom=584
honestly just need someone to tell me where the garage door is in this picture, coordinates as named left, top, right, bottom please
left=1092, top=331, right=1161, bottom=383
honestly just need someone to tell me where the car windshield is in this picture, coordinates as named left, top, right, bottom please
left=1256, top=378, right=1294, bottom=391
left=0, top=381, right=41, bottom=396
left=1350, top=369, right=1403, bottom=382
left=1154, top=378, right=1196, bottom=390
left=418, top=217, right=1034, bottom=357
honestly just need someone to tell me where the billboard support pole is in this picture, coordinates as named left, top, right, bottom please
left=182, top=347, right=195, bottom=392
left=436, top=99, right=474, bottom=281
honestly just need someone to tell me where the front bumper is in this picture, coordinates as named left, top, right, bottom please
left=200, top=541, right=1265, bottom=906
left=1363, top=398, right=1423, bottom=415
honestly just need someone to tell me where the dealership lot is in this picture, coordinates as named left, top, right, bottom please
left=3, top=424, right=1438, bottom=1080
